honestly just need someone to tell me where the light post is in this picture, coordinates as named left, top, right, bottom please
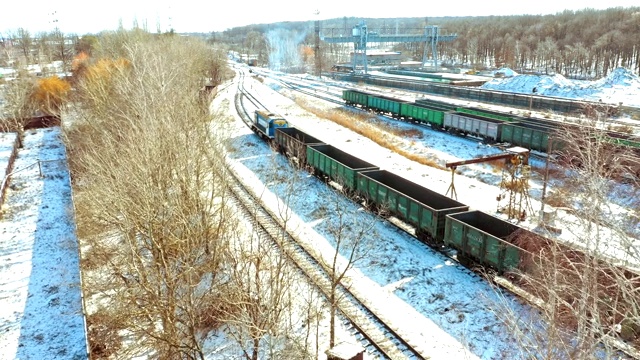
left=529, top=86, right=537, bottom=111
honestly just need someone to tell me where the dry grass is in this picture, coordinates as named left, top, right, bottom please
left=487, top=159, right=508, bottom=173
left=544, top=188, right=572, bottom=208
left=608, top=124, right=634, bottom=134
left=293, top=99, right=445, bottom=170
left=87, top=311, right=123, bottom=359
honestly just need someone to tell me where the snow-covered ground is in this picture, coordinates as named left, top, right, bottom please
left=218, top=78, right=530, bottom=359
left=219, top=64, right=640, bottom=358
left=1, top=62, right=638, bottom=359
left=0, top=128, right=87, bottom=360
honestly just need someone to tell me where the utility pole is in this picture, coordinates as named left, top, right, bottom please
left=314, top=10, right=321, bottom=77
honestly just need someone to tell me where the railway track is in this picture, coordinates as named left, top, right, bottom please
left=258, top=69, right=640, bottom=137
left=256, top=72, right=623, bottom=172
left=229, top=67, right=432, bottom=359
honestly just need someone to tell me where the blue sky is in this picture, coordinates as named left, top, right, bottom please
left=2, top=1, right=639, bottom=35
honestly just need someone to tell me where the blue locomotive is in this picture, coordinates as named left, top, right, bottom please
left=252, top=110, right=289, bottom=139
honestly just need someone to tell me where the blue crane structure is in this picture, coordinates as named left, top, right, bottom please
left=321, top=21, right=457, bottom=74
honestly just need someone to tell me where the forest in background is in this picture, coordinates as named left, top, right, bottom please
left=217, top=7, right=640, bottom=78
left=2, top=7, right=639, bottom=81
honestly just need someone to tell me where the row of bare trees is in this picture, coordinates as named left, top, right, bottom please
left=218, top=7, right=640, bottom=77
left=64, top=28, right=378, bottom=359
left=434, top=7, right=640, bottom=77
left=66, top=29, right=235, bottom=359
left=0, top=28, right=77, bottom=72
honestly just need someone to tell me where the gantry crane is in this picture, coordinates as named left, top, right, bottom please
left=321, top=21, right=457, bottom=74
left=445, top=147, right=532, bottom=221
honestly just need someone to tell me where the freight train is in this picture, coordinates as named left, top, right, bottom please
left=342, top=89, right=640, bottom=178
left=343, top=89, right=640, bottom=151
left=246, top=108, right=639, bottom=348
left=332, top=72, right=620, bottom=116
left=273, top=124, right=528, bottom=274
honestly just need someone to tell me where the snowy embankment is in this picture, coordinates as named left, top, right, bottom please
left=0, top=127, right=88, bottom=360
left=482, top=67, right=640, bottom=107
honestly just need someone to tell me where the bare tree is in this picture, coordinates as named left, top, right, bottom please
left=219, top=150, right=322, bottom=359
left=66, top=31, right=237, bottom=359
left=223, top=226, right=296, bottom=360
left=15, top=28, right=33, bottom=64
left=0, top=71, right=37, bottom=139
left=320, top=185, right=376, bottom=348
left=494, top=106, right=640, bottom=359
left=244, top=31, right=266, bottom=65
left=48, top=29, right=74, bottom=74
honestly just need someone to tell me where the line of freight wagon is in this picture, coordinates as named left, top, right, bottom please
left=271, top=124, right=527, bottom=274
left=251, top=109, right=640, bottom=355
left=343, top=88, right=640, bottom=180
left=252, top=109, right=525, bottom=272
left=342, top=88, right=640, bottom=154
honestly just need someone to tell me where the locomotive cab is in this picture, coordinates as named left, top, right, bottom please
left=254, top=110, right=289, bottom=139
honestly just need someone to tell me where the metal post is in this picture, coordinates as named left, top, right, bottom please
left=445, top=168, right=457, bottom=200
left=539, top=138, right=552, bottom=221
left=529, top=87, right=537, bottom=111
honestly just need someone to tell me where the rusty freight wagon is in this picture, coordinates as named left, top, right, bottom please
left=274, top=127, right=325, bottom=166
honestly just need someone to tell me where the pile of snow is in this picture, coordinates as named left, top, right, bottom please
left=483, top=73, right=578, bottom=94
left=593, top=67, right=640, bottom=88
left=495, top=67, right=518, bottom=77
left=482, top=67, right=640, bottom=107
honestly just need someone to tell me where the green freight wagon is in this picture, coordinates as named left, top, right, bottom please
left=356, top=170, right=468, bottom=246
left=385, top=70, right=452, bottom=83
left=367, top=94, right=409, bottom=118
left=605, top=131, right=640, bottom=149
left=444, top=210, right=526, bottom=273
left=274, top=127, right=325, bottom=165
left=342, top=89, right=371, bottom=108
left=500, top=122, right=555, bottom=152
left=306, top=144, right=379, bottom=192
left=399, top=102, right=448, bottom=128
